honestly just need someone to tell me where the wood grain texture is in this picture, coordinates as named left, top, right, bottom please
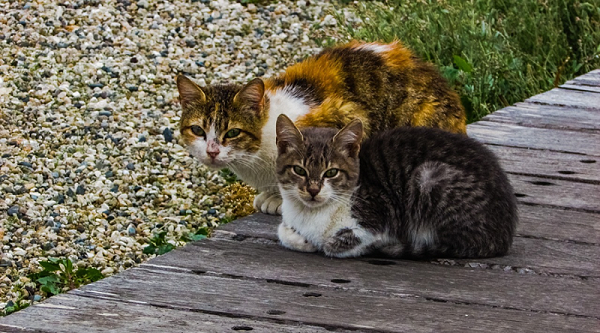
left=516, top=205, right=600, bottom=244
left=0, top=294, right=336, bottom=333
left=461, top=236, right=600, bottom=278
left=509, top=174, right=600, bottom=212
left=563, top=69, right=600, bottom=88
left=144, top=237, right=600, bottom=317
left=526, top=88, right=600, bottom=110
left=67, top=267, right=599, bottom=332
left=216, top=213, right=600, bottom=277
left=481, top=102, right=600, bottom=131
left=486, top=144, right=600, bottom=183
left=467, top=121, right=600, bottom=156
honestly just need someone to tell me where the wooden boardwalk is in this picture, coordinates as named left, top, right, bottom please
left=2, top=70, right=599, bottom=332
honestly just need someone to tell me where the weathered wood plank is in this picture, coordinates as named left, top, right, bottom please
left=69, top=267, right=599, bottom=332
left=526, top=88, right=600, bottom=110
left=516, top=205, right=600, bottom=245
left=0, top=294, right=335, bottom=333
left=486, top=144, right=600, bottom=183
left=218, top=213, right=600, bottom=277
left=481, top=103, right=600, bottom=131
left=509, top=174, right=600, bottom=212
left=461, top=236, right=600, bottom=278
left=144, top=238, right=600, bottom=317
left=560, top=83, right=600, bottom=94
left=564, top=69, right=600, bottom=87
left=467, top=121, right=600, bottom=156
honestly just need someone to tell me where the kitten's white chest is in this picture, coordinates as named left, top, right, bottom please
left=281, top=199, right=357, bottom=248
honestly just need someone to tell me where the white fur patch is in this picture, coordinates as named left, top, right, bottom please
left=229, top=87, right=312, bottom=194
left=279, top=185, right=381, bottom=258
left=353, top=42, right=393, bottom=54
left=278, top=222, right=317, bottom=252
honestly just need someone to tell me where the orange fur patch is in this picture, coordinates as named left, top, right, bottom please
left=411, top=101, right=440, bottom=128
left=294, top=97, right=371, bottom=134
left=265, top=54, right=345, bottom=96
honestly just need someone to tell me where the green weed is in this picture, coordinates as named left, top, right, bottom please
left=181, top=227, right=210, bottom=242
left=219, top=168, right=239, bottom=185
left=28, top=258, right=104, bottom=296
left=143, top=231, right=176, bottom=255
left=3, top=294, right=30, bottom=315
left=343, top=0, right=600, bottom=121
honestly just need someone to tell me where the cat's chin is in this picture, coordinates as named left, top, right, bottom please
left=200, top=159, right=229, bottom=169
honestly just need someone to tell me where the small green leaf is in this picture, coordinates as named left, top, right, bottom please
left=189, top=234, right=207, bottom=241
left=157, top=244, right=175, bottom=255
left=453, top=55, right=473, bottom=73
left=37, top=275, right=60, bottom=285
left=41, top=284, right=62, bottom=296
left=76, top=268, right=104, bottom=282
left=39, top=261, right=61, bottom=272
left=143, top=245, right=157, bottom=255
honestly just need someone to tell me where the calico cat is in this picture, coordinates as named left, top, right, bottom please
left=177, top=41, right=466, bottom=215
left=275, top=114, right=517, bottom=259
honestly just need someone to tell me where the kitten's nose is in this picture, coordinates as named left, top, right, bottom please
left=307, top=186, right=320, bottom=198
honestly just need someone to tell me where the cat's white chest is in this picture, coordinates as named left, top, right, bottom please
left=230, top=88, right=312, bottom=192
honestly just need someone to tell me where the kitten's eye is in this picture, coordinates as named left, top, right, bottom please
left=324, top=168, right=339, bottom=178
left=190, top=125, right=205, bottom=137
left=225, top=128, right=241, bottom=138
left=293, top=166, right=307, bottom=176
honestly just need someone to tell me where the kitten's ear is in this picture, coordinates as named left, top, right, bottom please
left=176, top=75, right=206, bottom=108
left=276, top=114, right=303, bottom=155
left=234, top=78, right=265, bottom=113
left=333, top=119, right=363, bottom=158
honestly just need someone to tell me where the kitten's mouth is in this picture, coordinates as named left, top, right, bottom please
left=301, top=197, right=326, bottom=208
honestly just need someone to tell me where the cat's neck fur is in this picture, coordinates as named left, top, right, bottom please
left=230, top=87, right=312, bottom=192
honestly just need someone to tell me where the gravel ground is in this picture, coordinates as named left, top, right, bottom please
left=0, top=0, right=358, bottom=312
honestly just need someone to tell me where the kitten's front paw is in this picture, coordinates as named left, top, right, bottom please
left=254, top=191, right=282, bottom=215
left=278, top=223, right=317, bottom=253
left=324, top=228, right=363, bottom=258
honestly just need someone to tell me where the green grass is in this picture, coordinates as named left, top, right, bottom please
left=342, top=0, right=600, bottom=122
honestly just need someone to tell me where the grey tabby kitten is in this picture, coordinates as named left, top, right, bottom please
left=275, top=114, right=518, bottom=259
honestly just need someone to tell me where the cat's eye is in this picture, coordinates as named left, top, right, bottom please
left=324, top=168, right=339, bottom=178
left=293, top=166, right=307, bottom=176
left=225, top=128, right=241, bottom=138
left=190, top=125, right=205, bottom=137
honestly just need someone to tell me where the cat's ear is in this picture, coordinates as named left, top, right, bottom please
left=333, top=119, right=363, bottom=158
left=176, top=75, right=206, bottom=108
left=276, top=114, right=303, bottom=155
left=234, top=78, right=265, bottom=113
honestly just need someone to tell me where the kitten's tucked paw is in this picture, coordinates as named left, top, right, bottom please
left=278, top=223, right=317, bottom=252
left=254, top=192, right=282, bottom=215
left=324, top=228, right=363, bottom=258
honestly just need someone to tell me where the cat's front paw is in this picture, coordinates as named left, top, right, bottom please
left=323, top=228, right=364, bottom=258
left=254, top=191, right=282, bottom=215
left=278, top=223, right=317, bottom=253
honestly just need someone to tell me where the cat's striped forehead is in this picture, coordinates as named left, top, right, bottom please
left=181, top=84, right=241, bottom=131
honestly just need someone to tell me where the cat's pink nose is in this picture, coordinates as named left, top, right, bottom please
left=207, top=150, right=219, bottom=159
left=307, top=187, right=320, bottom=198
